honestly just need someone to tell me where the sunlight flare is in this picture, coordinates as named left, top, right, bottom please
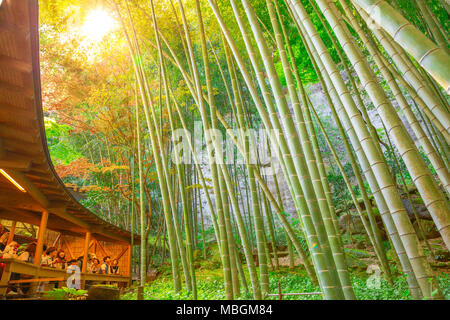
left=81, top=9, right=116, bottom=41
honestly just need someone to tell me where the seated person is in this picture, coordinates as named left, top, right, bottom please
left=1, top=242, right=23, bottom=296
left=18, top=242, right=37, bottom=263
left=110, top=259, right=120, bottom=275
left=0, top=224, right=8, bottom=251
left=37, top=247, right=57, bottom=293
left=0, top=232, right=10, bottom=252
left=54, top=250, right=67, bottom=269
left=1, top=241, right=19, bottom=259
left=87, top=257, right=100, bottom=273
left=76, top=255, right=84, bottom=269
left=99, top=256, right=110, bottom=274
left=41, top=247, right=57, bottom=267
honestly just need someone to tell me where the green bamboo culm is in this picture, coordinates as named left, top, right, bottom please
left=352, top=0, right=450, bottom=92
left=286, top=0, right=424, bottom=298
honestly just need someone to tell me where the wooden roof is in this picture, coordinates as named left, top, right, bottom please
left=0, top=0, right=139, bottom=244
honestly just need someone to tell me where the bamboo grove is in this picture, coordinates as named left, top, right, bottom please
left=41, top=0, right=450, bottom=300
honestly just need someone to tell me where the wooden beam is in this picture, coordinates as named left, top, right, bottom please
left=0, top=139, right=41, bottom=157
left=0, top=20, right=29, bottom=38
left=115, top=246, right=128, bottom=261
left=27, top=165, right=52, bottom=176
left=0, top=54, right=32, bottom=74
left=37, top=185, right=61, bottom=191
left=0, top=261, right=11, bottom=296
left=0, top=191, right=44, bottom=212
left=0, top=138, right=4, bottom=158
left=48, top=201, right=92, bottom=229
left=0, top=208, right=41, bottom=226
left=81, top=231, right=91, bottom=273
left=91, top=225, right=131, bottom=244
left=48, top=205, right=91, bottom=232
left=23, top=175, right=54, bottom=185
left=8, top=277, right=65, bottom=284
left=61, top=235, right=74, bottom=260
left=52, top=233, right=61, bottom=247
left=0, top=209, right=88, bottom=237
left=0, top=108, right=35, bottom=127
left=6, top=221, right=16, bottom=244
left=0, top=155, right=33, bottom=171
left=34, top=210, right=48, bottom=266
left=3, top=169, right=49, bottom=208
left=94, top=238, right=108, bottom=258
left=0, top=124, right=39, bottom=144
left=0, top=79, right=34, bottom=97
left=81, top=231, right=91, bottom=289
left=0, top=100, right=35, bottom=115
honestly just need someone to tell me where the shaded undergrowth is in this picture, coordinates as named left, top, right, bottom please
left=122, top=265, right=450, bottom=300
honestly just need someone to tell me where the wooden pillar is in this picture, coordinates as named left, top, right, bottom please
left=6, top=221, right=16, bottom=244
left=52, top=233, right=61, bottom=249
left=34, top=210, right=49, bottom=266
left=81, top=231, right=91, bottom=290
left=81, top=231, right=91, bottom=273
left=31, top=211, right=48, bottom=295
left=127, top=243, right=132, bottom=286
left=0, top=261, right=12, bottom=296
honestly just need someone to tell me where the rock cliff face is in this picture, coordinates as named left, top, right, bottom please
left=195, top=75, right=425, bottom=232
left=306, top=71, right=420, bottom=151
left=193, top=147, right=298, bottom=231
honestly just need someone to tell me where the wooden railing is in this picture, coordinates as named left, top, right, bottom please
left=266, top=282, right=323, bottom=300
left=0, top=258, right=130, bottom=296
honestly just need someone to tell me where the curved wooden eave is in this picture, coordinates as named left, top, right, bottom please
left=0, top=0, right=140, bottom=244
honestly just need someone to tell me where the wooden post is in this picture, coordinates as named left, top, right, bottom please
left=31, top=210, right=48, bottom=295
left=81, top=231, right=91, bottom=273
left=34, top=210, right=49, bottom=266
left=81, top=231, right=91, bottom=289
left=7, top=221, right=16, bottom=244
left=0, top=261, right=12, bottom=296
left=52, top=233, right=61, bottom=248
left=61, top=235, right=74, bottom=260
left=128, top=243, right=132, bottom=286
left=277, top=282, right=283, bottom=300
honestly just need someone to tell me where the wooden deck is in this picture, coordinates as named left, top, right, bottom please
left=0, top=258, right=130, bottom=296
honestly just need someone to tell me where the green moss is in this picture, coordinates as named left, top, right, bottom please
left=43, top=287, right=88, bottom=300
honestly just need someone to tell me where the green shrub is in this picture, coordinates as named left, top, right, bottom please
left=43, top=287, right=88, bottom=300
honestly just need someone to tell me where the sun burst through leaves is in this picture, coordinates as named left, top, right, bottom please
left=81, top=9, right=116, bottom=41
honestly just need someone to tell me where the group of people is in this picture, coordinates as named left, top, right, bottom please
left=0, top=224, right=121, bottom=275
left=1, top=242, right=121, bottom=274
left=0, top=241, right=38, bottom=263
left=0, top=224, right=122, bottom=295
left=86, top=255, right=121, bottom=275
left=0, top=225, right=10, bottom=252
